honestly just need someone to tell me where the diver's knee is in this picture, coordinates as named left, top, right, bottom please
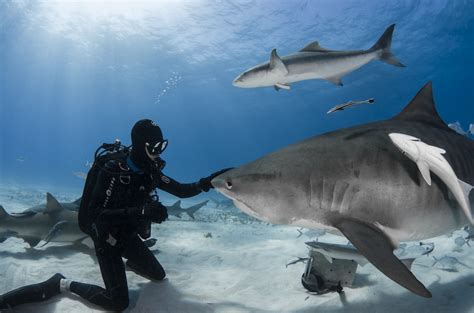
left=108, top=296, right=129, bottom=312
left=126, top=261, right=166, bottom=281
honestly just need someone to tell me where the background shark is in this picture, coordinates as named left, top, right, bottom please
left=233, top=24, right=404, bottom=90
left=166, top=200, right=208, bottom=219
left=0, top=193, right=85, bottom=247
left=212, top=82, right=474, bottom=298
left=0, top=193, right=209, bottom=247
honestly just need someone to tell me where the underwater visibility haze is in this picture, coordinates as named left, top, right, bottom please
left=0, top=1, right=473, bottom=312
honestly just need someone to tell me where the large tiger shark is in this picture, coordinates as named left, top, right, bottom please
left=212, top=82, right=474, bottom=298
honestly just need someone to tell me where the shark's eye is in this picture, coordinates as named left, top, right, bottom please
left=226, top=180, right=233, bottom=189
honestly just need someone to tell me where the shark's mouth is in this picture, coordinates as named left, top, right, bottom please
left=226, top=196, right=265, bottom=221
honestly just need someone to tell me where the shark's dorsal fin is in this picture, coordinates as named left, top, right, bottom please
left=170, top=200, right=182, bottom=209
left=299, top=41, right=331, bottom=52
left=45, top=193, right=64, bottom=213
left=393, top=81, right=449, bottom=130
left=269, top=49, right=288, bottom=75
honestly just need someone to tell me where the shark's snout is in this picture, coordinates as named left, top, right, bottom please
left=232, top=74, right=244, bottom=87
left=211, top=176, right=233, bottom=192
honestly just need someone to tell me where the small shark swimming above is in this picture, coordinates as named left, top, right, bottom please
left=233, top=24, right=404, bottom=91
left=389, top=133, right=474, bottom=224
left=212, top=82, right=474, bottom=297
left=327, top=98, right=375, bottom=114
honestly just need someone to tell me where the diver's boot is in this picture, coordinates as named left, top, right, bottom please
left=42, top=273, right=65, bottom=295
left=0, top=273, right=65, bottom=309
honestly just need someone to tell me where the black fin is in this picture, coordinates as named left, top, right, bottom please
left=393, top=81, right=449, bottom=130
left=370, top=24, right=405, bottom=67
left=333, top=218, right=432, bottom=298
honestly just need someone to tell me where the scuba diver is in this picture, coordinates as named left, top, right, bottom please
left=0, top=119, right=231, bottom=311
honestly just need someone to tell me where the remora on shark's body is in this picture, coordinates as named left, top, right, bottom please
left=233, top=24, right=404, bottom=91
left=389, top=133, right=474, bottom=224
left=212, top=82, right=474, bottom=298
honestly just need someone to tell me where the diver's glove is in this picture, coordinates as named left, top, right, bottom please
left=127, top=201, right=168, bottom=224
left=198, top=168, right=234, bottom=192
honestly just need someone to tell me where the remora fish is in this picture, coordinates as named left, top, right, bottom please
left=389, top=133, right=474, bottom=224
left=167, top=200, right=208, bottom=219
left=0, top=193, right=86, bottom=247
left=233, top=24, right=404, bottom=91
left=306, top=241, right=370, bottom=266
left=212, top=82, right=474, bottom=298
left=327, top=98, right=375, bottom=114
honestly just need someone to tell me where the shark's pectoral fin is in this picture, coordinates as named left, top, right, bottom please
left=269, top=49, right=288, bottom=75
left=333, top=218, right=432, bottom=298
left=416, top=161, right=432, bottom=186
left=326, top=76, right=343, bottom=86
left=41, top=220, right=68, bottom=247
left=274, top=83, right=290, bottom=91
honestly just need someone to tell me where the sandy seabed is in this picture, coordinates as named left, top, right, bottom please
left=0, top=185, right=473, bottom=313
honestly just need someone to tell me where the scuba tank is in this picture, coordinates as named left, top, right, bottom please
left=78, top=139, right=130, bottom=235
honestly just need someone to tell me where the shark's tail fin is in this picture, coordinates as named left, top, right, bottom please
left=186, top=200, right=208, bottom=220
left=370, top=24, right=405, bottom=67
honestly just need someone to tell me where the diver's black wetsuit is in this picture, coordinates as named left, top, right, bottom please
left=71, top=154, right=203, bottom=311
left=0, top=155, right=204, bottom=312
left=0, top=118, right=231, bottom=312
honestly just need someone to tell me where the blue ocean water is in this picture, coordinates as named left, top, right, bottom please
left=0, top=0, right=473, bottom=190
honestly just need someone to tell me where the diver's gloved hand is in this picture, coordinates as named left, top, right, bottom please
left=199, top=168, right=234, bottom=192
left=127, top=201, right=168, bottom=224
